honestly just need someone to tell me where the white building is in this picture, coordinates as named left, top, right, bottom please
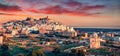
left=114, top=37, right=120, bottom=42
left=59, top=31, right=77, bottom=37
left=12, top=29, right=18, bottom=36
left=90, top=33, right=100, bottom=48
left=84, top=33, right=88, bottom=38
left=0, top=36, right=3, bottom=44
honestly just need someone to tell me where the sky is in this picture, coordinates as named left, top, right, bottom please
left=0, top=0, right=120, bottom=28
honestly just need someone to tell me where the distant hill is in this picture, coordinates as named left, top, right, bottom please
left=74, top=28, right=120, bottom=32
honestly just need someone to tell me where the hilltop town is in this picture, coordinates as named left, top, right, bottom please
left=0, top=16, right=77, bottom=38
left=0, top=17, right=120, bottom=56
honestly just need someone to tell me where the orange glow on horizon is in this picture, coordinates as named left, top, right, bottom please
left=0, top=13, right=120, bottom=29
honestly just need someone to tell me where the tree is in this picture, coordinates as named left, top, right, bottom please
left=0, top=44, right=12, bottom=56
left=77, top=50, right=85, bottom=56
left=52, top=46, right=61, bottom=56
left=32, top=49, right=44, bottom=56
left=71, top=49, right=78, bottom=54
left=1, top=44, right=9, bottom=51
left=71, top=49, right=85, bottom=56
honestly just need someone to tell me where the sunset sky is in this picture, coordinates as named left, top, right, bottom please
left=0, top=0, right=120, bottom=28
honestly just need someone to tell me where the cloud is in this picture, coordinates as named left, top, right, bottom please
left=81, top=5, right=105, bottom=10
left=39, top=5, right=71, bottom=14
left=63, top=0, right=82, bottom=7
left=2, top=0, right=105, bottom=16
left=0, top=3, right=22, bottom=12
left=25, top=0, right=105, bottom=16
left=27, top=9, right=40, bottom=13
left=0, top=13, right=15, bottom=15
left=28, top=4, right=105, bottom=16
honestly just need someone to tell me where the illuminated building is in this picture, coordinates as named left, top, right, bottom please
left=90, top=33, right=100, bottom=48
left=84, top=33, right=88, bottom=37
left=12, top=29, right=18, bottom=36
left=0, top=35, right=3, bottom=44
